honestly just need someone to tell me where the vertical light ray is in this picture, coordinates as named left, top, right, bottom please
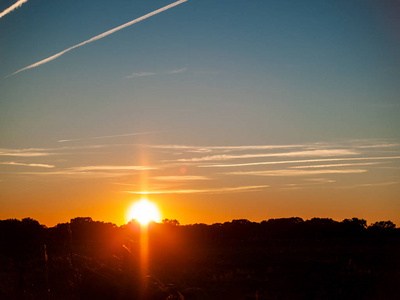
left=139, top=224, right=149, bottom=299
left=138, top=142, right=150, bottom=298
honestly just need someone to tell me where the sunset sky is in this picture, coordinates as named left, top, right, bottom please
left=1, top=0, right=399, bottom=227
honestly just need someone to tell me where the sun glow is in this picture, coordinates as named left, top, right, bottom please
left=127, top=198, right=161, bottom=225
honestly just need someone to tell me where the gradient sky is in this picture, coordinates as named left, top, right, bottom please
left=1, top=0, right=399, bottom=226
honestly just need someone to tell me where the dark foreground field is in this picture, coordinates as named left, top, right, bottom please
left=1, top=217, right=399, bottom=299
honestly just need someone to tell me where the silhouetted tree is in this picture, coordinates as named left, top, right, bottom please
left=261, top=217, right=304, bottom=239
left=303, top=218, right=340, bottom=239
left=369, top=220, right=396, bottom=230
left=341, top=218, right=367, bottom=237
left=162, top=219, right=180, bottom=226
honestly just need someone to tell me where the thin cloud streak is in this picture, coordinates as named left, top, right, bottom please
left=8, top=0, right=188, bottom=77
left=0, top=145, right=123, bottom=158
left=0, top=145, right=118, bottom=157
left=11, top=170, right=132, bottom=178
left=0, top=162, right=54, bottom=168
left=9, top=164, right=154, bottom=176
left=225, top=169, right=367, bottom=176
left=127, top=185, right=269, bottom=194
left=200, top=156, right=400, bottom=168
left=126, top=68, right=186, bottom=79
left=343, top=181, right=400, bottom=188
left=1, top=145, right=114, bottom=152
left=306, top=178, right=336, bottom=183
left=356, top=143, right=400, bottom=149
left=58, top=131, right=159, bottom=143
left=168, top=68, right=187, bottom=74
left=0, top=151, right=56, bottom=157
left=125, top=72, right=156, bottom=79
left=177, top=149, right=359, bottom=162
left=291, top=162, right=379, bottom=169
left=152, top=175, right=210, bottom=181
left=0, top=0, right=28, bottom=19
left=151, top=144, right=305, bottom=152
left=72, top=165, right=155, bottom=171
left=274, top=178, right=337, bottom=190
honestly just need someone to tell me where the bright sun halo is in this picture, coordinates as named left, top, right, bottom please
left=128, top=199, right=161, bottom=226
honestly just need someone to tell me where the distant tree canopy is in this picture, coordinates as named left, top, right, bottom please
left=0, top=216, right=398, bottom=260
left=162, top=219, right=180, bottom=226
left=0, top=218, right=46, bottom=260
left=369, top=220, right=396, bottom=230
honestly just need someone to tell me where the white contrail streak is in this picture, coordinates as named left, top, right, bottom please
left=58, top=131, right=159, bottom=143
left=8, top=0, right=187, bottom=77
left=0, top=0, right=28, bottom=19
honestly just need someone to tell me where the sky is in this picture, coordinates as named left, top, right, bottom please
left=1, top=0, right=399, bottom=227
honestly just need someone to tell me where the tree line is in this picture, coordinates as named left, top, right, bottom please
left=0, top=216, right=399, bottom=299
left=0, top=216, right=398, bottom=259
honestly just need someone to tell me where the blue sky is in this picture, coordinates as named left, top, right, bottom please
left=1, top=0, right=399, bottom=225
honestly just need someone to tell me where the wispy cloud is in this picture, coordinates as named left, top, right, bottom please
left=0, top=151, right=56, bottom=157
left=0, top=144, right=122, bottom=158
left=225, top=169, right=367, bottom=177
left=0, top=144, right=117, bottom=157
left=354, top=182, right=400, bottom=187
left=71, top=165, right=154, bottom=171
left=7, top=164, right=153, bottom=178
left=126, top=185, right=269, bottom=194
left=0, top=162, right=54, bottom=168
left=12, top=170, right=130, bottom=178
left=125, top=72, right=156, bottom=79
left=273, top=178, right=337, bottom=190
left=341, top=181, right=400, bottom=189
left=277, top=177, right=338, bottom=190
left=200, top=156, right=400, bottom=168
left=58, top=131, right=159, bottom=143
left=0, top=0, right=28, bottom=19
left=152, top=175, right=210, bottom=181
left=357, top=143, right=400, bottom=149
left=177, top=149, right=359, bottom=162
left=125, top=68, right=186, bottom=79
left=151, top=144, right=305, bottom=152
left=168, top=68, right=187, bottom=74
left=306, top=178, right=336, bottom=183
left=291, top=162, right=379, bottom=169
left=7, top=0, right=188, bottom=77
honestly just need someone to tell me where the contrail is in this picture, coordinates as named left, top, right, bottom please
left=0, top=0, right=28, bottom=19
left=8, top=0, right=187, bottom=77
left=58, top=131, right=160, bottom=143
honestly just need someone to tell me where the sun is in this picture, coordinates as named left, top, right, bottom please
left=127, top=199, right=161, bottom=226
